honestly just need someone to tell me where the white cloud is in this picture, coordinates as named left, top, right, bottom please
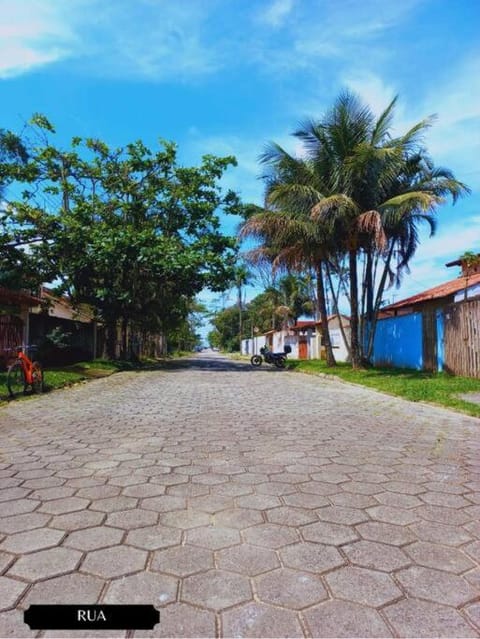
left=0, top=0, right=221, bottom=81
left=0, top=0, right=76, bottom=78
left=257, top=0, right=295, bottom=27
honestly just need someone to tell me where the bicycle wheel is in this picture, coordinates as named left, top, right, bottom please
left=7, top=361, right=26, bottom=398
left=31, top=361, right=44, bottom=393
left=250, top=355, right=263, bottom=367
left=274, top=356, right=287, bottom=369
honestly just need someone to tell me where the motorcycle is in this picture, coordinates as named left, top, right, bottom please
left=250, top=345, right=291, bottom=369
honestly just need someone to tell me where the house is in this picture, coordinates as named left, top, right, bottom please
left=241, top=314, right=351, bottom=362
left=0, top=287, right=42, bottom=368
left=373, top=256, right=480, bottom=376
left=29, top=287, right=98, bottom=362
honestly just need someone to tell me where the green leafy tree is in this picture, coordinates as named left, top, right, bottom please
left=0, top=117, right=242, bottom=358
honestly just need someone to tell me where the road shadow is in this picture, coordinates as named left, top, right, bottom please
left=159, top=354, right=289, bottom=374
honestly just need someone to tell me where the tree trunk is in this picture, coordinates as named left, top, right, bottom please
left=325, top=261, right=351, bottom=359
left=120, top=317, right=129, bottom=359
left=349, top=248, right=361, bottom=369
left=365, top=241, right=396, bottom=361
left=104, top=319, right=117, bottom=360
left=316, top=262, right=336, bottom=367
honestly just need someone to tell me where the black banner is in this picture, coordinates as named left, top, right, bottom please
left=24, top=605, right=160, bottom=630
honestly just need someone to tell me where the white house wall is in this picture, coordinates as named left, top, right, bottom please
left=329, top=327, right=350, bottom=362
left=241, top=335, right=266, bottom=355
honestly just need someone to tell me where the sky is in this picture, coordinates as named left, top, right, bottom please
left=1, top=0, right=479, bottom=339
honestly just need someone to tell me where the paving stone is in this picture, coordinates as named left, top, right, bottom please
left=38, top=496, right=91, bottom=515
left=464, top=540, right=480, bottom=562
left=89, top=496, right=138, bottom=512
left=125, top=525, right=182, bottom=550
left=0, top=487, right=31, bottom=502
left=300, top=480, right=343, bottom=496
left=0, top=499, right=40, bottom=517
left=280, top=541, right=344, bottom=573
left=0, top=528, right=64, bottom=554
left=366, top=504, right=419, bottom=525
left=186, top=525, right=240, bottom=550
left=76, top=485, right=121, bottom=500
left=103, top=571, right=177, bottom=605
left=243, top=523, right=299, bottom=548
left=0, top=576, right=29, bottom=610
left=151, top=545, right=213, bottom=576
left=302, top=520, right=359, bottom=545
left=356, top=521, right=417, bottom=546
left=8, top=547, right=82, bottom=581
left=384, top=598, right=478, bottom=638
left=282, top=492, right=329, bottom=508
left=187, top=494, right=232, bottom=513
left=254, top=567, right=327, bottom=609
left=464, top=567, right=480, bottom=589
left=339, top=481, right=382, bottom=495
left=21, top=573, right=105, bottom=605
left=159, top=509, right=211, bottom=529
left=316, top=505, right=368, bottom=525
left=405, top=540, right=476, bottom=573
left=108, top=475, right=146, bottom=487
left=266, top=505, right=318, bottom=526
left=212, top=483, right=253, bottom=498
left=222, top=601, right=304, bottom=638
left=122, top=484, right=166, bottom=498
left=374, top=491, right=422, bottom=509
left=49, top=510, right=105, bottom=530
left=329, top=492, right=378, bottom=509
left=106, top=508, right=158, bottom=529
left=343, top=539, right=410, bottom=572
left=384, top=480, right=425, bottom=495
left=396, top=565, right=478, bottom=606
left=420, top=491, right=472, bottom=508
left=326, top=565, right=402, bottom=607
left=0, top=550, right=15, bottom=572
left=166, top=483, right=209, bottom=497
left=0, top=609, right=38, bottom=637
left=464, top=602, right=480, bottom=631
left=182, top=569, right=251, bottom=611
left=256, top=481, right=297, bottom=496
left=216, top=543, right=280, bottom=576
left=408, top=519, right=473, bottom=546
left=141, top=602, right=215, bottom=638
left=140, top=495, right=187, bottom=513
left=304, top=599, right=393, bottom=638
left=415, top=504, right=471, bottom=525
left=63, top=525, right=124, bottom=550
left=465, top=520, right=480, bottom=539
left=213, top=507, right=264, bottom=529
left=236, top=494, right=282, bottom=510
left=81, top=545, right=147, bottom=578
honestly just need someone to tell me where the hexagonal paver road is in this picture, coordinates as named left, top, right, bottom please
left=1, top=351, right=480, bottom=638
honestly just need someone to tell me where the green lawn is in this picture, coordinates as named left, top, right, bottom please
left=287, top=359, right=480, bottom=418
left=0, top=358, right=163, bottom=403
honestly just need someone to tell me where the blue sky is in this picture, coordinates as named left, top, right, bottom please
left=1, top=0, right=479, bottom=335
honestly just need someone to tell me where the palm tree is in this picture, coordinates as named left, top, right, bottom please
left=240, top=204, right=338, bottom=366
left=306, top=91, right=469, bottom=367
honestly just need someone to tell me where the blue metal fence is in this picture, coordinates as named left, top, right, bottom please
left=372, top=313, right=423, bottom=370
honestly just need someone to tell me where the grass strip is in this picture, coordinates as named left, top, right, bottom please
left=288, top=359, right=480, bottom=418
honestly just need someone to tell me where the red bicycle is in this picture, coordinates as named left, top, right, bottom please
left=7, top=346, right=44, bottom=398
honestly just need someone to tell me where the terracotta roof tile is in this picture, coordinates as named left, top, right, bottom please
left=382, top=272, right=480, bottom=311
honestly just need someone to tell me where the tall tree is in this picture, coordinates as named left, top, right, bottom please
left=240, top=143, right=338, bottom=366
left=0, top=117, right=242, bottom=357
left=306, top=92, right=469, bottom=367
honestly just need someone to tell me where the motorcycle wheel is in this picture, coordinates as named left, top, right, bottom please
left=250, top=355, right=263, bottom=367
left=274, top=356, right=287, bottom=369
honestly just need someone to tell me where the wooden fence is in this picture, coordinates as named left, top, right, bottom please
left=444, top=298, right=480, bottom=378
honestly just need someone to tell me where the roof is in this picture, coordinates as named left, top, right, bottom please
left=381, top=272, right=480, bottom=312
left=446, top=254, right=480, bottom=267
left=0, top=286, right=41, bottom=307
